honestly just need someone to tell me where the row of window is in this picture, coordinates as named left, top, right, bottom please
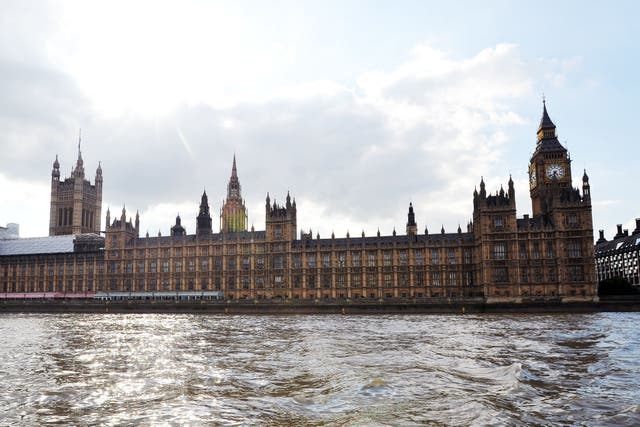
left=492, top=240, right=583, bottom=260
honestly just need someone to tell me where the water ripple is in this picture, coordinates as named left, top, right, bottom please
left=1, top=313, right=640, bottom=426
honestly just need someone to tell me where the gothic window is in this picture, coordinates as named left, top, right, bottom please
left=293, top=275, right=301, bottom=288
left=569, top=265, right=585, bottom=281
left=415, top=272, right=424, bottom=285
left=399, top=273, right=408, bottom=286
left=256, top=276, right=264, bottom=289
left=568, top=240, right=582, bottom=258
left=351, top=252, right=361, bottom=267
left=549, top=267, right=557, bottom=282
left=494, top=267, right=508, bottom=283
left=519, top=243, right=527, bottom=259
left=535, top=267, right=543, bottom=282
left=533, top=242, right=541, bottom=259
left=546, top=241, right=555, bottom=259
left=188, top=259, right=195, bottom=272
left=273, top=255, right=283, bottom=269
left=150, top=261, right=157, bottom=273
left=384, top=274, right=392, bottom=288
left=448, top=272, right=457, bottom=286
left=322, top=275, right=331, bottom=288
left=337, top=275, right=346, bottom=288
left=257, top=256, right=264, bottom=269
left=448, top=249, right=456, bottom=264
left=383, top=251, right=392, bottom=266
left=338, top=252, right=346, bottom=267
left=126, top=262, right=133, bottom=274
left=307, top=275, right=315, bottom=287
left=227, top=257, right=236, bottom=270
left=415, top=250, right=424, bottom=266
left=432, top=272, right=441, bottom=286
left=494, top=217, right=504, bottom=229
left=399, top=250, right=408, bottom=266
left=464, top=271, right=473, bottom=286
left=352, top=274, right=361, bottom=287
left=242, top=257, right=250, bottom=271
left=137, top=261, right=145, bottom=273
left=307, top=254, right=315, bottom=268
left=463, top=249, right=471, bottom=264
left=293, top=255, right=301, bottom=269
left=368, top=252, right=376, bottom=267
left=162, top=261, right=169, bottom=273
left=275, top=226, right=282, bottom=238
left=493, top=243, right=506, bottom=260
left=175, top=260, right=182, bottom=273
left=367, top=273, right=376, bottom=287
left=520, top=268, right=528, bottom=284
left=568, top=214, right=578, bottom=227
left=322, top=254, right=330, bottom=268
left=431, top=249, right=439, bottom=265
left=242, top=277, right=250, bottom=289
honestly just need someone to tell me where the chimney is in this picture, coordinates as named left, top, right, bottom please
left=615, top=224, right=624, bottom=239
left=596, top=230, right=607, bottom=244
left=624, top=229, right=629, bottom=237
left=633, top=218, right=640, bottom=236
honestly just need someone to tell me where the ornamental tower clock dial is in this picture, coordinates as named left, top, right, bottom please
left=545, top=163, right=565, bottom=180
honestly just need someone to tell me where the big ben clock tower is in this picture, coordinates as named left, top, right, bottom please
left=529, top=100, right=572, bottom=217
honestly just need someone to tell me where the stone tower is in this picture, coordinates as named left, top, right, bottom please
left=406, top=202, right=417, bottom=236
left=196, top=190, right=213, bottom=236
left=220, top=155, right=248, bottom=233
left=265, top=191, right=297, bottom=241
left=49, top=132, right=102, bottom=236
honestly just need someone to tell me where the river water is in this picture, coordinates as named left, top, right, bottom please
left=1, top=313, right=639, bottom=426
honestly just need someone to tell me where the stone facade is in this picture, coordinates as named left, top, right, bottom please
left=0, top=102, right=597, bottom=302
left=49, top=133, right=102, bottom=236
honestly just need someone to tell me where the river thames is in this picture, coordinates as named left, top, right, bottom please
left=1, top=312, right=639, bottom=426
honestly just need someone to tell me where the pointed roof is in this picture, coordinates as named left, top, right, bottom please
left=537, top=100, right=556, bottom=133
left=231, top=154, right=237, bottom=178
left=534, top=100, right=567, bottom=154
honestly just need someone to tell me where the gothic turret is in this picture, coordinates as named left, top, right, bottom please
left=406, top=202, right=417, bottom=236
left=582, top=169, right=591, bottom=202
left=171, top=214, right=186, bottom=236
left=196, top=190, right=213, bottom=236
left=266, top=192, right=297, bottom=241
left=52, top=155, right=60, bottom=179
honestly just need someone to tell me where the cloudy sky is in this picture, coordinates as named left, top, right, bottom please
left=1, top=1, right=638, bottom=239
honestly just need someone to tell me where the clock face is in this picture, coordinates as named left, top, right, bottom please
left=546, top=163, right=565, bottom=179
left=529, top=169, right=537, bottom=186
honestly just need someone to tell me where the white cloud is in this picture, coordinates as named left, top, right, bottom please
left=0, top=3, right=584, bottom=239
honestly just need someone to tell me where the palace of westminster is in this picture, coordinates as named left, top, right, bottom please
left=0, top=102, right=598, bottom=302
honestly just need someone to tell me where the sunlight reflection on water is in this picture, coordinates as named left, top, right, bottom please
left=1, top=312, right=639, bottom=425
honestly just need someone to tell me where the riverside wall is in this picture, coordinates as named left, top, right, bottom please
left=1, top=297, right=639, bottom=315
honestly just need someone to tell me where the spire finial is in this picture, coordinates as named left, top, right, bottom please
left=231, top=154, right=237, bottom=178
left=78, top=128, right=82, bottom=158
